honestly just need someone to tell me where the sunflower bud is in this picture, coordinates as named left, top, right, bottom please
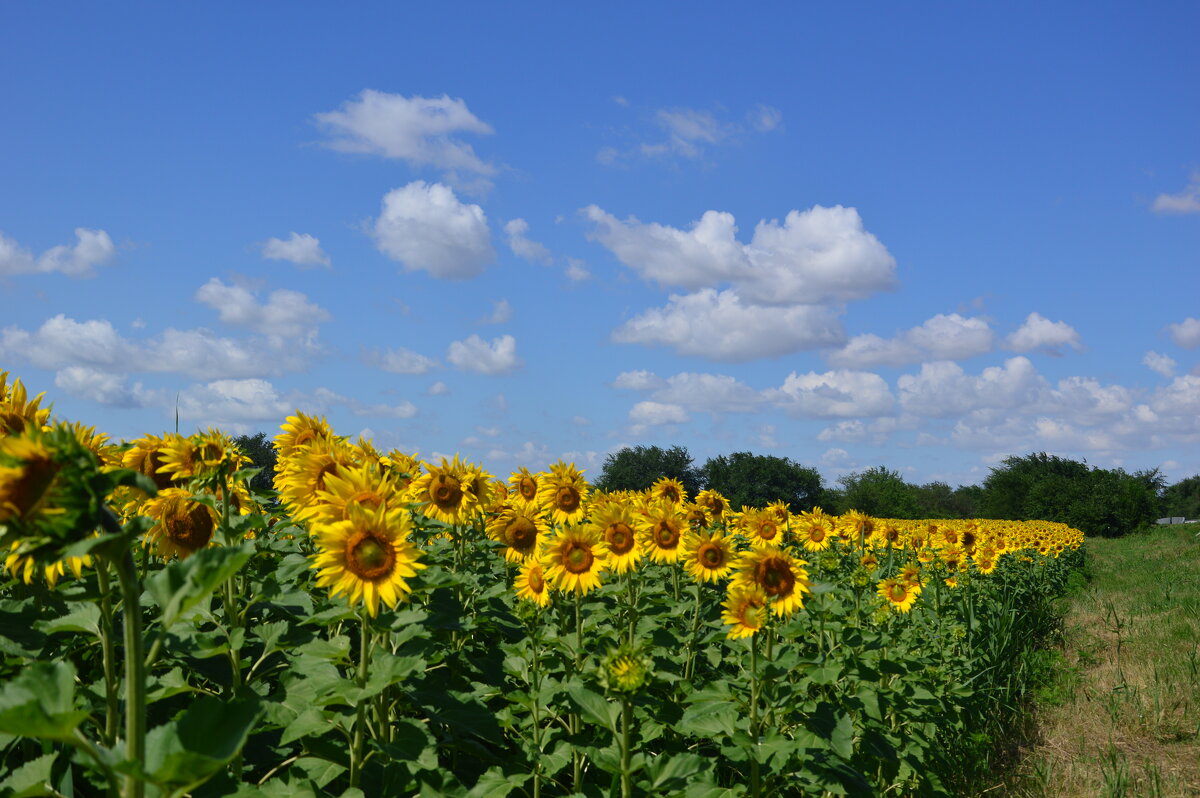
left=599, top=646, right=652, bottom=694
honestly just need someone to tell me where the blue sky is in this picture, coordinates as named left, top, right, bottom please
left=2, top=2, right=1198, bottom=488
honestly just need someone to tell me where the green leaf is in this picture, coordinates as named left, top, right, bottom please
left=0, top=751, right=59, bottom=797
left=830, top=711, right=855, bottom=760
left=465, top=767, right=529, bottom=798
left=0, top=662, right=88, bottom=742
left=565, top=679, right=619, bottom=733
left=146, top=543, right=255, bottom=629
left=37, top=602, right=101, bottom=637
left=280, top=707, right=332, bottom=745
left=677, top=700, right=739, bottom=738
left=145, top=696, right=262, bottom=787
left=647, top=752, right=705, bottom=791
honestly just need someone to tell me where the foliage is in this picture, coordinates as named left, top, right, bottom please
left=1160, top=474, right=1200, bottom=520
left=979, top=453, right=1164, bottom=537
left=836, top=466, right=921, bottom=519
left=233, top=431, right=278, bottom=492
left=699, top=451, right=826, bottom=512
left=592, top=444, right=702, bottom=497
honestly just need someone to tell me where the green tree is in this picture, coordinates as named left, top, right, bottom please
left=1161, top=474, right=1200, bottom=520
left=699, top=451, right=826, bottom=512
left=837, top=466, right=921, bottom=518
left=592, top=445, right=702, bottom=497
left=233, top=432, right=278, bottom=493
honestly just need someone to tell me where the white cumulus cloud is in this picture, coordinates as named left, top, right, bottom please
left=194, top=278, right=331, bottom=339
left=584, top=203, right=896, bottom=304
left=371, top=182, right=493, bottom=280
left=1143, top=351, right=1177, bottom=378
left=1152, top=172, right=1200, bottom=214
left=1167, top=317, right=1200, bottom=349
left=828, top=313, right=993, bottom=368
left=613, top=288, right=844, bottom=362
left=314, top=90, right=495, bottom=178
left=1004, top=312, right=1083, bottom=355
left=481, top=298, right=512, bottom=325
left=503, top=219, right=553, bottom=264
left=629, top=401, right=689, bottom=425
left=260, top=232, right=330, bottom=268
left=447, top=334, right=521, bottom=375
left=0, top=228, right=116, bottom=277
left=364, top=346, right=439, bottom=375
left=769, top=370, right=895, bottom=418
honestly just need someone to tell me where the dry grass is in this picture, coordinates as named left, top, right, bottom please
left=1009, top=524, right=1200, bottom=797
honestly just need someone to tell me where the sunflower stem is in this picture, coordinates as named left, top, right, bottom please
left=350, top=612, right=372, bottom=789
left=113, top=545, right=146, bottom=798
left=749, top=631, right=761, bottom=798
left=95, top=561, right=119, bottom=748
left=619, top=695, right=633, bottom=798
left=529, top=613, right=544, bottom=798
left=683, top=581, right=702, bottom=682
left=572, top=593, right=584, bottom=792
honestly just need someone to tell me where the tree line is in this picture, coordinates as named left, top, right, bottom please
left=227, top=433, right=1199, bottom=539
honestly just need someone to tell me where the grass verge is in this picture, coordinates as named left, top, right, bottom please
left=1008, top=523, right=1200, bottom=796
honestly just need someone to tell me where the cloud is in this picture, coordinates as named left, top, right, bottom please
left=628, top=401, right=689, bottom=425
left=1144, top=351, right=1177, bottom=378
left=769, top=370, right=895, bottom=418
left=314, top=90, right=495, bottom=179
left=427, top=380, right=450, bottom=396
left=371, top=182, right=494, bottom=279
left=747, top=104, right=783, bottom=132
left=194, top=278, right=331, bottom=339
left=0, top=228, right=115, bottom=277
left=1152, top=172, right=1200, bottom=214
left=310, top=388, right=418, bottom=419
left=503, top=219, right=553, bottom=264
left=175, top=379, right=293, bottom=424
left=898, top=357, right=1045, bottom=419
left=828, top=313, right=993, bottom=368
left=613, top=288, right=844, bottom=361
left=644, top=372, right=764, bottom=414
left=584, top=204, right=896, bottom=304
left=565, top=258, right=592, bottom=281
left=603, top=102, right=782, bottom=163
left=643, top=108, right=724, bottom=158
left=364, top=346, right=439, bottom=375
left=54, top=366, right=143, bottom=407
left=447, top=334, right=521, bottom=375
left=1167, top=317, right=1200, bottom=349
left=1003, top=312, right=1083, bottom=355
left=260, top=232, right=330, bottom=268
left=0, top=314, right=315, bottom=381
left=612, top=370, right=668, bottom=390
left=480, top=298, right=512, bottom=325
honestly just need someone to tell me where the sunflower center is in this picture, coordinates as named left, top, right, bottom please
left=755, top=558, right=794, bottom=598
left=654, top=521, right=681, bottom=549
left=757, top=522, right=778, bottom=541
left=507, top=516, right=538, bottom=551
left=888, top=583, right=908, bottom=602
left=605, top=522, right=634, bottom=555
left=563, top=542, right=594, bottom=574
left=662, top=485, right=680, bottom=503
left=167, top=501, right=215, bottom=552
left=808, top=525, right=826, bottom=542
left=2, top=456, right=59, bottom=518
left=698, top=542, right=724, bottom=569
left=430, top=474, right=464, bottom=509
left=527, top=565, right=545, bottom=593
left=293, top=429, right=317, bottom=448
left=518, top=477, right=538, bottom=500
left=197, top=441, right=224, bottom=468
left=686, top=510, right=707, bottom=527
left=348, top=490, right=383, bottom=512
left=742, top=601, right=764, bottom=628
left=345, top=529, right=397, bottom=581
left=555, top=486, right=580, bottom=512
left=147, top=451, right=175, bottom=489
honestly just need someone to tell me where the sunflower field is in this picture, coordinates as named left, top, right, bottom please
left=0, top=371, right=1085, bottom=797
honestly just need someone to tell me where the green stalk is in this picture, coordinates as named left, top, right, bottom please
left=749, top=631, right=761, bottom=798
left=683, top=582, right=703, bottom=682
left=95, top=562, right=119, bottom=748
left=113, top=547, right=145, bottom=798
left=530, top=615, right=544, bottom=798
left=349, top=613, right=372, bottom=788
left=572, top=594, right=584, bottom=792
left=619, top=696, right=633, bottom=798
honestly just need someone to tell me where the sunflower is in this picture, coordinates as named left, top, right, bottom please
left=541, top=523, right=607, bottom=595
left=940, top=545, right=965, bottom=572
left=407, top=455, right=482, bottom=525
left=859, top=553, right=879, bottom=572
left=682, top=503, right=710, bottom=530
left=732, top=546, right=811, bottom=616
left=508, top=466, right=541, bottom=503
left=638, top=499, right=686, bottom=564
left=680, top=529, right=737, bottom=583
left=158, top=429, right=248, bottom=484
left=122, top=434, right=178, bottom=491
left=299, top=463, right=399, bottom=526
left=766, top=500, right=791, bottom=526
left=722, top=585, right=768, bottom=639
left=694, top=489, right=729, bottom=521
left=0, top=372, right=51, bottom=436
left=877, top=578, right=919, bottom=613
left=274, top=411, right=335, bottom=461
left=5, top=541, right=91, bottom=588
left=0, top=434, right=62, bottom=524
left=898, top=563, right=923, bottom=590
left=589, top=501, right=642, bottom=574
left=486, top=498, right=549, bottom=563
left=796, top=513, right=834, bottom=553
left=384, top=450, right=422, bottom=490
left=650, top=476, right=688, bottom=506
left=276, top=439, right=359, bottom=514
left=740, top=507, right=785, bottom=549
left=312, top=502, right=426, bottom=617
left=143, top=488, right=219, bottom=560
left=537, top=461, right=589, bottom=524
left=514, top=558, right=551, bottom=608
